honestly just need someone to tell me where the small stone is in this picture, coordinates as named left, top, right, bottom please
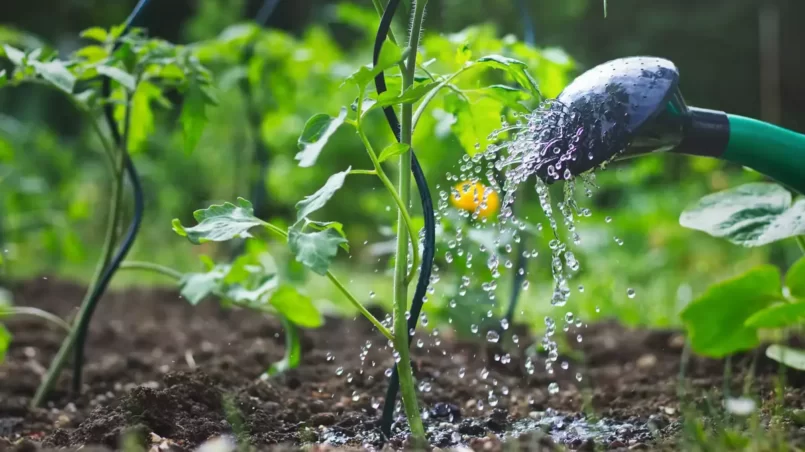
left=636, top=354, right=657, bottom=369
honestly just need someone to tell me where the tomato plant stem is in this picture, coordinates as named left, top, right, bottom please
left=355, top=127, right=420, bottom=283
left=31, top=95, right=130, bottom=408
left=255, top=221, right=395, bottom=341
left=796, top=236, right=805, bottom=254
left=391, top=0, right=427, bottom=442
left=119, top=260, right=183, bottom=280
left=0, top=307, right=71, bottom=333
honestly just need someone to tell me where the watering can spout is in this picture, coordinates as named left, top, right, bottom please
left=546, top=56, right=805, bottom=194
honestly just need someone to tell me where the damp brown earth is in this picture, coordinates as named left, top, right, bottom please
left=1, top=278, right=804, bottom=451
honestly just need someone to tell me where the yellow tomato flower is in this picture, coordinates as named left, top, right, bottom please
left=451, top=181, right=500, bottom=218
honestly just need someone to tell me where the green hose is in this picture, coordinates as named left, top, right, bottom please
left=724, top=115, right=805, bottom=195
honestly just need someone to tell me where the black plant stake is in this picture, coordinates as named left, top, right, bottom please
left=373, top=0, right=436, bottom=439
left=71, top=0, right=150, bottom=393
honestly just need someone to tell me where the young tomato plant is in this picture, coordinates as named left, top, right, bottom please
left=1, top=22, right=217, bottom=406
left=679, top=182, right=805, bottom=367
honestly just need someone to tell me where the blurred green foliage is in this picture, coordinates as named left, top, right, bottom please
left=1, top=0, right=802, bottom=338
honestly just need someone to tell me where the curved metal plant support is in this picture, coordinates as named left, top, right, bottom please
left=31, top=0, right=150, bottom=406
left=373, top=0, right=436, bottom=439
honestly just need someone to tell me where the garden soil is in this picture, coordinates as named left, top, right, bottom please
left=2, top=279, right=804, bottom=451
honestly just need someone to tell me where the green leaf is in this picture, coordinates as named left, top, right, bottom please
left=125, top=81, right=162, bottom=153
left=679, top=182, right=805, bottom=247
left=96, top=65, right=136, bottom=91
left=180, top=82, right=210, bottom=154
left=766, top=345, right=805, bottom=370
left=0, top=324, right=9, bottom=364
left=680, top=265, right=783, bottom=357
left=173, top=197, right=263, bottom=244
left=2, top=45, right=25, bottom=65
left=31, top=61, right=75, bottom=94
left=472, top=85, right=530, bottom=113
left=270, top=285, right=323, bottom=328
left=447, top=94, right=503, bottom=155
left=344, top=40, right=403, bottom=88
left=745, top=301, right=805, bottom=329
left=80, top=27, right=109, bottom=43
left=378, top=143, right=411, bottom=163
left=296, top=167, right=351, bottom=221
left=307, top=221, right=349, bottom=251
left=179, top=265, right=227, bottom=305
left=0, top=70, right=6, bottom=88
left=476, top=55, right=541, bottom=99
left=373, top=82, right=437, bottom=108
left=295, top=108, right=347, bottom=167
left=266, top=317, right=301, bottom=376
left=288, top=225, right=346, bottom=276
left=226, top=277, right=279, bottom=304
left=786, top=256, right=805, bottom=299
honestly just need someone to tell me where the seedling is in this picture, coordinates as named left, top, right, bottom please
left=1, top=3, right=217, bottom=406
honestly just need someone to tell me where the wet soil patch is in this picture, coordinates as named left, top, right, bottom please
left=1, top=278, right=803, bottom=451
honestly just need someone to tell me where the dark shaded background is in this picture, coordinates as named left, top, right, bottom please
left=2, top=0, right=803, bottom=130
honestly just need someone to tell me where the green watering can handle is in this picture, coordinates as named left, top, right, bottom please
left=724, top=114, right=805, bottom=195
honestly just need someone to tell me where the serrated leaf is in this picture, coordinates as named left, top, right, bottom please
left=266, top=317, right=301, bottom=376
left=2, top=45, right=25, bottom=65
left=745, top=301, right=805, bottom=329
left=180, top=82, right=209, bottom=154
left=373, top=82, right=436, bottom=109
left=270, top=285, right=323, bottom=328
left=97, top=65, right=136, bottom=91
left=344, top=40, right=403, bottom=88
left=378, top=143, right=410, bottom=163
left=786, top=256, right=805, bottom=299
left=307, top=221, right=349, bottom=251
left=173, top=197, right=263, bottom=244
left=295, top=108, right=347, bottom=167
left=179, top=265, right=227, bottom=305
left=476, top=55, right=541, bottom=99
left=680, top=265, right=783, bottom=357
left=680, top=183, right=805, bottom=247
left=296, top=168, right=351, bottom=221
left=226, top=277, right=279, bottom=304
left=288, top=225, right=346, bottom=276
left=31, top=61, right=75, bottom=94
left=125, top=81, right=162, bottom=153
left=80, top=27, right=109, bottom=43
left=766, top=345, right=805, bottom=370
left=0, top=324, right=9, bottom=364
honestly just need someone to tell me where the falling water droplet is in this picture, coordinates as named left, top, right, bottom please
left=486, top=331, right=500, bottom=343
left=627, top=288, right=636, bottom=298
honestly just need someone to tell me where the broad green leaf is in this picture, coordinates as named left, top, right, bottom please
left=296, top=167, right=351, bottom=221
left=471, top=85, right=530, bottom=113
left=447, top=94, right=503, bottom=155
left=786, top=256, right=805, bottom=299
left=125, top=81, right=162, bottom=153
left=0, top=324, right=9, bottom=363
left=295, top=108, right=347, bottom=167
left=745, top=301, right=805, bottom=329
left=378, top=143, right=411, bottom=163
left=96, top=65, right=136, bottom=91
left=476, top=55, right=541, bottom=99
left=679, top=183, right=805, bottom=247
left=180, top=82, right=209, bottom=154
left=226, top=278, right=279, bottom=304
left=179, top=266, right=227, bottom=305
left=0, top=70, right=6, bottom=88
left=31, top=61, right=75, bottom=94
left=680, top=265, right=783, bottom=357
left=80, top=27, right=109, bottom=43
left=344, top=40, right=403, bottom=88
left=266, top=317, right=301, bottom=376
left=766, top=345, right=805, bottom=370
left=270, top=285, right=323, bottom=328
left=307, top=221, right=349, bottom=251
left=173, top=197, right=263, bottom=244
left=288, top=225, right=346, bottom=276
left=2, top=45, right=25, bottom=65
left=373, top=81, right=437, bottom=108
